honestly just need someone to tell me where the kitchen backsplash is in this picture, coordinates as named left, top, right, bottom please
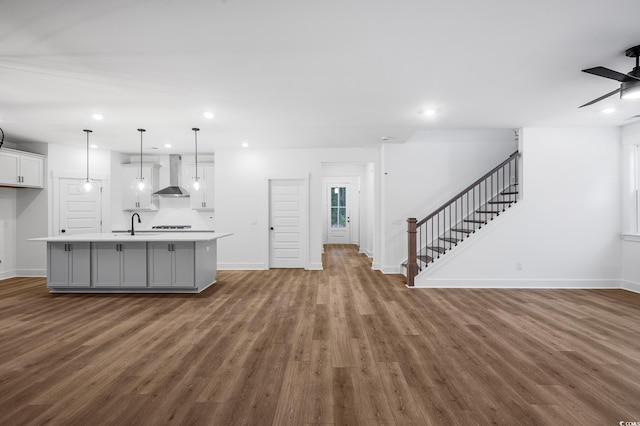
left=112, top=197, right=214, bottom=231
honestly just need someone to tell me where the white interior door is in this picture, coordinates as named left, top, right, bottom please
left=59, top=178, right=103, bottom=235
left=327, top=183, right=350, bottom=244
left=269, top=179, right=306, bottom=268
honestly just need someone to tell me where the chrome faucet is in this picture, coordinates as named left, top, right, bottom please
left=131, top=213, right=141, bottom=235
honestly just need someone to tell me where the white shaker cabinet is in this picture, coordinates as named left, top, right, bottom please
left=0, top=149, right=45, bottom=188
left=185, top=164, right=214, bottom=210
left=148, top=241, right=195, bottom=288
left=47, top=242, right=91, bottom=287
left=121, top=164, right=159, bottom=210
left=92, top=242, right=147, bottom=288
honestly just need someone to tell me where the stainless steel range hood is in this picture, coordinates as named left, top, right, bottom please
left=153, top=154, right=190, bottom=197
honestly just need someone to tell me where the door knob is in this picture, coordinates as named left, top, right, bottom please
left=61, top=229, right=66, bottom=233
left=270, top=227, right=274, bottom=230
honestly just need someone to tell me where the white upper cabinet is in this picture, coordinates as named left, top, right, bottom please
left=121, top=164, right=159, bottom=211
left=184, top=163, right=214, bottom=210
left=0, top=148, right=45, bottom=188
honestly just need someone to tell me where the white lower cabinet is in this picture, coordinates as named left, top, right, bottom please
left=92, top=242, right=147, bottom=288
left=148, top=242, right=195, bottom=288
left=48, top=242, right=91, bottom=287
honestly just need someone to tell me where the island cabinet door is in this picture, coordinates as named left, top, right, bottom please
left=48, top=243, right=70, bottom=287
left=172, top=242, right=195, bottom=288
left=48, top=242, right=90, bottom=287
left=121, top=242, right=147, bottom=287
left=148, top=242, right=174, bottom=287
left=92, top=243, right=122, bottom=287
left=68, top=243, right=91, bottom=287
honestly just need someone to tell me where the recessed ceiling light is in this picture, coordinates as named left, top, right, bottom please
left=381, top=136, right=390, bottom=141
left=602, top=107, right=616, bottom=114
left=90, top=144, right=98, bottom=149
left=241, top=142, right=249, bottom=148
left=204, top=112, right=215, bottom=119
left=422, top=109, right=436, bottom=117
left=164, top=143, right=172, bottom=148
left=92, top=114, right=103, bottom=120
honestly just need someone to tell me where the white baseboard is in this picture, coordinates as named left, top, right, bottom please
left=621, top=280, right=640, bottom=294
left=0, top=270, right=16, bottom=280
left=371, top=262, right=382, bottom=271
left=306, top=263, right=323, bottom=271
left=381, top=265, right=403, bottom=274
left=412, top=278, right=621, bottom=289
left=217, top=263, right=268, bottom=271
left=359, top=248, right=373, bottom=258
left=16, top=269, right=46, bottom=277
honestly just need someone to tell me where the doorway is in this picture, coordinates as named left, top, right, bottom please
left=327, top=183, right=351, bottom=244
left=268, top=178, right=308, bottom=268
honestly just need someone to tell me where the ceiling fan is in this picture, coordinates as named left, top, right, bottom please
left=580, top=44, right=640, bottom=108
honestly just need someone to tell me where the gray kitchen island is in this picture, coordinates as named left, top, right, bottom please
left=30, top=232, right=232, bottom=293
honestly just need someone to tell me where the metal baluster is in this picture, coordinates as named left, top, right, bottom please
left=484, top=175, right=487, bottom=220
left=437, top=211, right=440, bottom=258
left=502, top=165, right=506, bottom=211
left=509, top=159, right=512, bottom=203
left=448, top=203, right=451, bottom=247
left=513, top=156, right=520, bottom=200
left=419, top=224, right=422, bottom=269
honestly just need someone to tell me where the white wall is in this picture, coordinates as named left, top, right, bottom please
left=621, top=121, right=640, bottom=293
left=416, top=127, right=622, bottom=288
left=380, top=129, right=516, bottom=272
left=0, top=188, right=17, bottom=279
left=214, top=147, right=379, bottom=270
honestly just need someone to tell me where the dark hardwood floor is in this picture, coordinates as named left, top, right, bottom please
left=1, top=244, right=639, bottom=425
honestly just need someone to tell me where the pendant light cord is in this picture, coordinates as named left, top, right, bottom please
left=192, top=128, right=200, bottom=180
left=83, top=129, right=92, bottom=182
left=0, top=127, right=4, bottom=149
left=137, top=129, right=146, bottom=180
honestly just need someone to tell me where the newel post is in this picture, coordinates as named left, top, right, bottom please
left=407, top=218, right=418, bottom=287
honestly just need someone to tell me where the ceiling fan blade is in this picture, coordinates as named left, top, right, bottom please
left=579, top=88, right=621, bottom=108
left=582, top=67, right=637, bottom=82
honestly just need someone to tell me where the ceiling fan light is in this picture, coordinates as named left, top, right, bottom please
left=621, top=80, right=640, bottom=100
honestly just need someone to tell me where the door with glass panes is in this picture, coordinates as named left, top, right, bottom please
left=327, top=183, right=350, bottom=244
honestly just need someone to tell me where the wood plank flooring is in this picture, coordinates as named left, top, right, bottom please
left=1, top=244, right=639, bottom=425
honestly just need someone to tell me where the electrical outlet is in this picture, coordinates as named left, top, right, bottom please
left=516, top=262, right=523, bottom=270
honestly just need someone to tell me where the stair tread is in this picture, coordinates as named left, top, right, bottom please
left=427, top=246, right=446, bottom=253
left=417, top=254, right=433, bottom=263
left=476, top=210, right=501, bottom=214
left=464, top=219, right=486, bottom=224
left=501, top=191, right=518, bottom=195
left=451, top=228, right=473, bottom=233
left=488, top=200, right=515, bottom=204
left=439, top=237, right=460, bottom=243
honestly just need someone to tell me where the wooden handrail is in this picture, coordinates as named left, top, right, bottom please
left=417, top=150, right=520, bottom=227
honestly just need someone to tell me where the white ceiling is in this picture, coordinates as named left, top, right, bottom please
left=2, top=0, right=640, bottom=154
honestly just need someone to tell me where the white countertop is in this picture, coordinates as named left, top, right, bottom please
left=29, top=232, right=233, bottom=242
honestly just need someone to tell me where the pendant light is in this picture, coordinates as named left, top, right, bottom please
left=130, top=128, right=150, bottom=195
left=79, top=129, right=98, bottom=194
left=189, top=127, right=204, bottom=193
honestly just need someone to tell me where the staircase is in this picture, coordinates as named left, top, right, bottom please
left=405, top=151, right=520, bottom=286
